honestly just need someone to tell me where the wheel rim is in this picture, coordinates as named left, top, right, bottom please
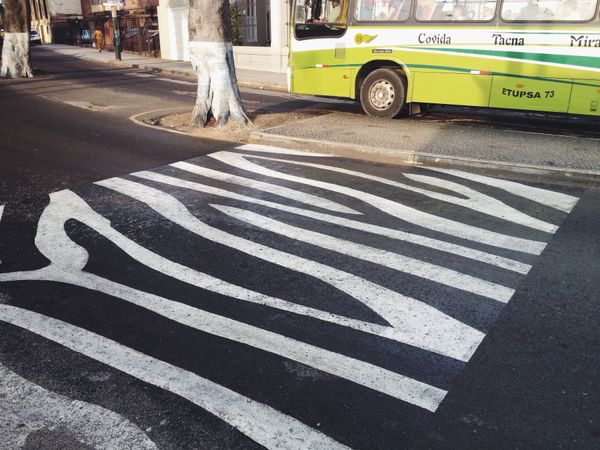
left=368, top=79, right=395, bottom=111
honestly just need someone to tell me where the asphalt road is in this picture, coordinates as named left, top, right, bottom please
left=0, top=49, right=599, bottom=449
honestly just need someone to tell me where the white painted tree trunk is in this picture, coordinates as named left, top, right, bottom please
left=188, top=0, right=249, bottom=127
left=0, top=33, right=33, bottom=78
left=1, top=0, right=32, bottom=79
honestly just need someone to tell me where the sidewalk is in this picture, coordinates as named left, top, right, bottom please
left=38, top=45, right=600, bottom=186
left=40, top=44, right=288, bottom=92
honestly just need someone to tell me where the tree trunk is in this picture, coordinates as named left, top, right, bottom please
left=188, top=0, right=249, bottom=127
left=0, top=0, right=32, bottom=78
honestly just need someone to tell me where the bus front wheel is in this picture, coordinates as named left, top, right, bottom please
left=360, top=68, right=407, bottom=119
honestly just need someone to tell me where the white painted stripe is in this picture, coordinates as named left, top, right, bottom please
left=0, top=363, right=157, bottom=449
left=214, top=205, right=515, bottom=303
left=156, top=77, right=196, bottom=85
left=208, top=152, right=547, bottom=255
left=124, top=72, right=155, bottom=78
left=170, top=161, right=360, bottom=215
left=242, top=155, right=558, bottom=234
left=0, top=190, right=451, bottom=410
left=28, top=186, right=465, bottom=358
left=96, top=179, right=484, bottom=362
left=132, top=170, right=531, bottom=274
left=423, top=167, right=580, bottom=214
left=0, top=304, right=350, bottom=448
left=236, top=143, right=333, bottom=158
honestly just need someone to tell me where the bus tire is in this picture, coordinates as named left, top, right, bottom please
left=360, top=68, right=406, bottom=119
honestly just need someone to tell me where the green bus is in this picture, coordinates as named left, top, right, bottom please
left=290, top=0, right=600, bottom=118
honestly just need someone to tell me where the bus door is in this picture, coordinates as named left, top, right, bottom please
left=291, top=0, right=355, bottom=97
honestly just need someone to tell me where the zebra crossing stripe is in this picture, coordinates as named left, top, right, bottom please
left=237, top=143, right=334, bottom=158
left=13, top=187, right=460, bottom=353
left=137, top=169, right=531, bottom=274
left=208, top=152, right=547, bottom=254
left=242, top=155, right=558, bottom=234
left=169, top=162, right=360, bottom=215
left=212, top=204, right=515, bottom=303
left=0, top=363, right=157, bottom=449
left=96, top=178, right=484, bottom=362
left=0, top=189, right=452, bottom=410
left=423, top=167, right=580, bottom=214
left=0, top=304, right=350, bottom=449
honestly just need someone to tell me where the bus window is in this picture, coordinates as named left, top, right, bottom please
left=295, top=0, right=349, bottom=38
left=355, top=0, right=412, bottom=21
left=500, top=0, right=598, bottom=20
left=415, top=0, right=497, bottom=20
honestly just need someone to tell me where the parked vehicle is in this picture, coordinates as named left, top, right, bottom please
left=30, top=30, right=42, bottom=46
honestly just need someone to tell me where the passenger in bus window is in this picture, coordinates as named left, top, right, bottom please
left=451, top=4, right=468, bottom=19
left=556, top=0, right=581, bottom=19
left=376, top=0, right=408, bottom=19
left=416, top=0, right=437, bottom=19
left=482, top=5, right=495, bottom=19
left=357, top=0, right=376, bottom=19
left=518, top=0, right=541, bottom=19
left=322, top=0, right=342, bottom=22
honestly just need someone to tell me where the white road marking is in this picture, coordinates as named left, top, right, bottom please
left=0, top=190, right=451, bottom=410
left=0, top=305, right=349, bottom=449
left=157, top=78, right=196, bottom=86
left=132, top=170, right=532, bottom=274
left=97, top=179, right=484, bottom=362
left=124, top=72, right=155, bottom=78
left=238, top=154, right=558, bottom=233
left=208, top=152, right=548, bottom=255
left=213, top=205, right=515, bottom=303
left=0, top=363, right=157, bottom=449
left=170, top=162, right=360, bottom=215
left=238, top=143, right=334, bottom=158
left=424, top=167, right=580, bottom=213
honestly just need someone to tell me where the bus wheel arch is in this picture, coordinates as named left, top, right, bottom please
left=358, top=64, right=408, bottom=119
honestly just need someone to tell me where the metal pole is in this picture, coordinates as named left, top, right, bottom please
left=111, top=6, right=121, bottom=60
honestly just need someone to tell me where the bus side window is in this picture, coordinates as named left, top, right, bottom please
left=295, top=0, right=349, bottom=39
left=415, top=0, right=497, bottom=21
left=501, top=0, right=598, bottom=21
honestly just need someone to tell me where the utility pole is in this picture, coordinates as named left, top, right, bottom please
left=111, top=5, right=121, bottom=60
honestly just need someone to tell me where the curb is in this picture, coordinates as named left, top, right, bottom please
left=250, top=131, right=600, bottom=188
left=106, top=59, right=288, bottom=92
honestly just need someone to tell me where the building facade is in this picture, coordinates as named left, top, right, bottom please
left=30, top=0, right=83, bottom=44
left=157, top=0, right=290, bottom=73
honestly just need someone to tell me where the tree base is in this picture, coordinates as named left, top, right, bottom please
left=188, top=41, right=249, bottom=128
left=1, top=33, right=33, bottom=78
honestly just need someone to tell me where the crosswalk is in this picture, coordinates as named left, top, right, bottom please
left=0, top=145, right=579, bottom=448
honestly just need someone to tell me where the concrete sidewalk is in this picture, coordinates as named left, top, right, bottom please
left=38, top=44, right=288, bottom=92
left=36, top=45, right=600, bottom=186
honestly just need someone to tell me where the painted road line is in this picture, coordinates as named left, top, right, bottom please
left=0, top=189, right=453, bottom=409
left=213, top=205, right=515, bottom=303
left=0, top=305, right=349, bottom=449
left=132, top=170, right=532, bottom=274
left=208, top=152, right=548, bottom=255
left=156, top=78, right=196, bottom=86
left=246, top=155, right=558, bottom=234
left=124, top=72, right=155, bottom=78
left=237, top=143, right=334, bottom=158
left=170, top=162, right=360, bottom=215
left=96, top=179, right=484, bottom=362
left=0, top=363, right=157, bottom=449
left=24, top=186, right=462, bottom=353
left=424, top=167, right=580, bottom=213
